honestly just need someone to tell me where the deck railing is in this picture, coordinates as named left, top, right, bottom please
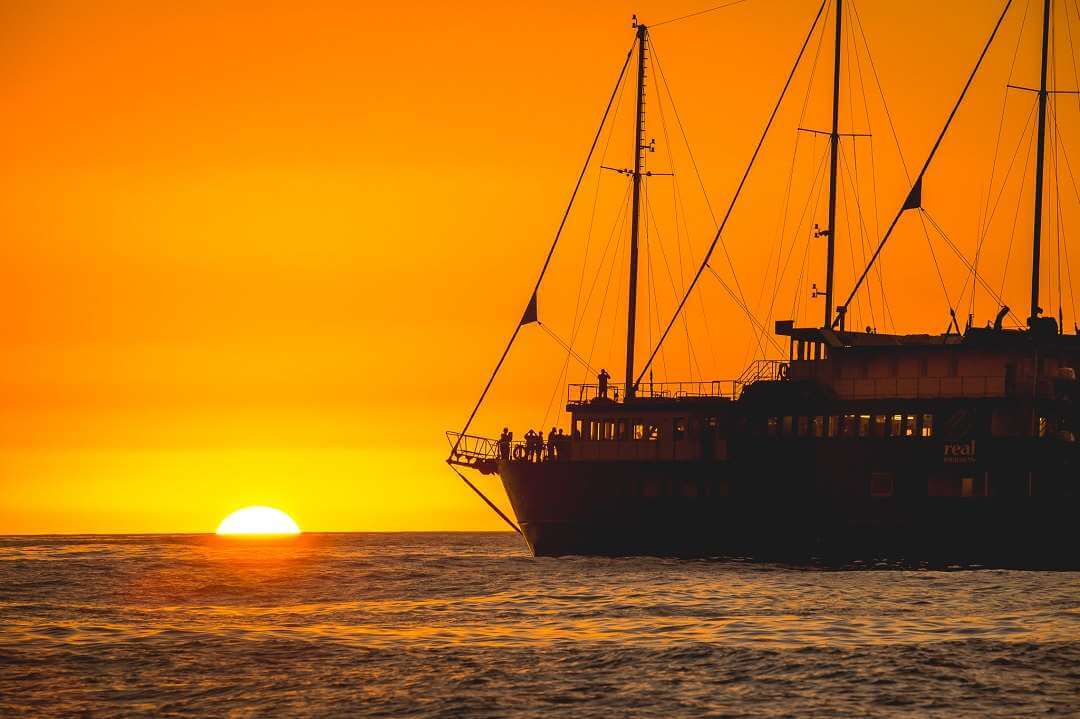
left=567, top=379, right=744, bottom=405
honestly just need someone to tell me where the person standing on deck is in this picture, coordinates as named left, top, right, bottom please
left=547, top=427, right=558, bottom=461
left=598, top=368, right=610, bottom=399
left=498, top=428, right=510, bottom=460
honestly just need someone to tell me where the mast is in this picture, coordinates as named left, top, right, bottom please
left=823, top=0, right=843, bottom=328
left=625, top=21, right=648, bottom=398
left=1029, top=0, right=1051, bottom=324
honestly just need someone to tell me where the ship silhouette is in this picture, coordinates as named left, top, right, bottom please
left=447, top=0, right=1079, bottom=567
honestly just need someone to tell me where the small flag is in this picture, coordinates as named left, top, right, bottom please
left=520, top=292, right=538, bottom=325
left=902, top=176, right=922, bottom=211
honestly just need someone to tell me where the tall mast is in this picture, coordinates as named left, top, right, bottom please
left=625, top=22, right=648, bottom=398
left=823, top=0, right=843, bottom=328
left=1029, top=0, right=1052, bottom=324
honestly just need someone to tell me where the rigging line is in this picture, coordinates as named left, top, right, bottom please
left=837, top=0, right=1016, bottom=326
left=448, top=37, right=636, bottom=460
left=922, top=208, right=1022, bottom=324
left=965, top=96, right=1040, bottom=307
left=648, top=61, right=700, bottom=379
left=637, top=0, right=830, bottom=388
left=645, top=190, right=703, bottom=379
left=567, top=62, right=630, bottom=351
left=1054, top=140, right=1077, bottom=325
left=849, top=0, right=911, bottom=182
left=1049, top=103, right=1079, bottom=320
left=840, top=154, right=876, bottom=327
left=847, top=4, right=892, bottom=330
left=969, top=95, right=1039, bottom=318
left=977, top=0, right=1031, bottom=265
left=838, top=143, right=882, bottom=327
left=538, top=321, right=599, bottom=375
left=998, top=111, right=1039, bottom=302
left=583, top=191, right=631, bottom=384
left=1065, top=0, right=1080, bottom=113
left=755, top=138, right=833, bottom=354
left=573, top=181, right=633, bottom=384
left=916, top=210, right=956, bottom=322
left=651, top=0, right=753, bottom=28
left=649, top=37, right=767, bottom=360
left=449, top=465, right=522, bottom=535
left=704, top=265, right=785, bottom=352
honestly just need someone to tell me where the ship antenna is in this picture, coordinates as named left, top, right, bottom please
left=823, top=0, right=843, bottom=328
left=624, top=21, right=649, bottom=399
left=1028, top=0, right=1051, bottom=325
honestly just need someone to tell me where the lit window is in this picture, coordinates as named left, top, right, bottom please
left=633, top=421, right=645, bottom=440
left=859, top=414, right=871, bottom=438
left=903, top=414, right=917, bottom=437
left=872, top=415, right=887, bottom=438
left=921, top=414, right=934, bottom=438
left=827, top=416, right=840, bottom=438
left=673, top=418, right=686, bottom=440
left=767, top=417, right=779, bottom=437
left=812, top=416, right=825, bottom=437
left=890, top=414, right=902, bottom=436
left=782, top=416, right=793, bottom=436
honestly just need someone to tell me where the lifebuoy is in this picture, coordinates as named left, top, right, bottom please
left=512, top=445, right=526, bottom=461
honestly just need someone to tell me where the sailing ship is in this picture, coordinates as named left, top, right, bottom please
left=447, top=0, right=1079, bottom=566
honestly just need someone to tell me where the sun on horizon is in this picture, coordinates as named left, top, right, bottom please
left=216, top=506, right=301, bottom=536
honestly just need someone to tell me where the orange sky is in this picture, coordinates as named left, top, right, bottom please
left=1, top=0, right=1078, bottom=533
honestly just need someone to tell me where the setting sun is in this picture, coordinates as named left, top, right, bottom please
left=216, top=506, right=301, bottom=535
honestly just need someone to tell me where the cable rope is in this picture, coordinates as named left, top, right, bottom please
left=538, top=322, right=599, bottom=376
left=651, top=0, right=753, bottom=28
left=637, top=0, right=830, bottom=387
left=973, top=0, right=1031, bottom=322
left=582, top=192, right=631, bottom=385
left=1049, top=102, right=1078, bottom=325
left=448, top=38, right=636, bottom=462
left=649, top=37, right=769, bottom=360
left=997, top=113, right=1039, bottom=305
left=922, top=208, right=1021, bottom=325
left=754, top=138, right=832, bottom=352
left=838, top=0, right=1015, bottom=326
left=838, top=148, right=878, bottom=328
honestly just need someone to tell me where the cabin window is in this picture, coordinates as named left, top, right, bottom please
left=588, top=420, right=601, bottom=441
left=782, top=416, right=794, bottom=436
left=766, top=417, right=779, bottom=437
left=961, top=476, right=986, bottom=497
left=673, top=417, right=686, bottom=441
left=858, top=414, right=871, bottom=438
left=842, top=414, right=859, bottom=438
left=602, top=420, right=615, bottom=441
left=574, top=418, right=584, bottom=439
left=645, top=424, right=661, bottom=441
left=616, top=419, right=628, bottom=441
left=870, top=472, right=894, bottom=497
left=632, top=420, right=645, bottom=440
left=921, top=414, right=934, bottom=438
left=797, top=416, right=809, bottom=437
left=827, top=416, right=840, bottom=438
left=903, top=414, right=917, bottom=437
left=1038, top=416, right=1050, bottom=437
left=890, top=414, right=903, bottom=437
left=812, top=416, right=825, bottom=438
left=872, top=414, right=888, bottom=438
left=705, top=416, right=719, bottom=430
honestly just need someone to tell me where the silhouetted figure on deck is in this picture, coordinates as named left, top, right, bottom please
left=598, top=368, right=610, bottom=398
left=556, top=428, right=567, bottom=459
left=498, top=427, right=510, bottom=460
left=524, top=429, right=538, bottom=462
left=547, top=427, right=558, bottom=461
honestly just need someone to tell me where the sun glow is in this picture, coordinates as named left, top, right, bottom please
left=216, top=506, right=301, bottom=535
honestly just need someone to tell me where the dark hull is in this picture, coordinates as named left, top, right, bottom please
left=498, top=450, right=1079, bottom=567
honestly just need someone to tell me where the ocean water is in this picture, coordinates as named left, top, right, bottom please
left=1, top=533, right=1077, bottom=718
